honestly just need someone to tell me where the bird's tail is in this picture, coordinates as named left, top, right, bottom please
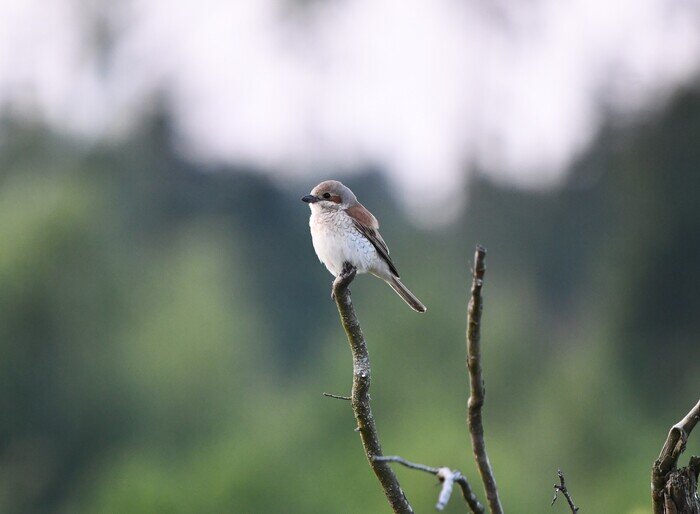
left=387, top=276, right=427, bottom=313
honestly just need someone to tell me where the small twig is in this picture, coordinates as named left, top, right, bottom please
left=375, top=455, right=440, bottom=474
left=322, top=392, right=351, bottom=400
left=375, top=456, right=485, bottom=513
left=651, top=398, right=700, bottom=514
left=332, top=263, right=414, bottom=514
left=551, top=469, right=579, bottom=512
left=466, top=245, right=504, bottom=514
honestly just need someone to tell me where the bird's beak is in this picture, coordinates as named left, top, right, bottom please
left=301, top=194, right=319, bottom=203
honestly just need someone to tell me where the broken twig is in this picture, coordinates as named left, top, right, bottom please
left=652, top=398, right=700, bottom=513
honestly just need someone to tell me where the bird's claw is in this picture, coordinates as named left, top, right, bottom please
left=340, top=262, right=356, bottom=279
left=331, top=263, right=356, bottom=301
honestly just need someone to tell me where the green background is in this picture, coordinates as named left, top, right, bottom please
left=1, top=87, right=699, bottom=513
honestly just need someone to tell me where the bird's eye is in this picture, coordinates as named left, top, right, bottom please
left=323, top=193, right=331, bottom=199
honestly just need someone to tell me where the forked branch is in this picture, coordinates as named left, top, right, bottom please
left=551, top=469, right=579, bottom=513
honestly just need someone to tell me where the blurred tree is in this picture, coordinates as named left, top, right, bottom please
left=0, top=85, right=698, bottom=513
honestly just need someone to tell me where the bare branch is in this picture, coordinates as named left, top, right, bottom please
left=652, top=398, right=700, bottom=514
left=374, top=455, right=439, bottom=474
left=453, top=473, right=488, bottom=514
left=551, top=469, right=579, bottom=513
left=375, top=455, right=485, bottom=513
left=466, top=245, right=504, bottom=514
left=332, top=263, right=414, bottom=514
left=322, top=392, right=351, bottom=400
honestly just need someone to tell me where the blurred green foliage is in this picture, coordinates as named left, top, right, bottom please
left=1, top=88, right=699, bottom=513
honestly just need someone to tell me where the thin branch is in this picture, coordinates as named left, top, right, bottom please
left=374, top=455, right=438, bottom=474
left=332, top=263, right=414, bottom=514
left=466, top=245, right=504, bottom=514
left=453, top=474, right=488, bottom=514
left=322, top=392, right=351, bottom=400
left=375, top=455, right=485, bottom=513
left=551, top=469, right=579, bottom=513
left=652, top=398, right=700, bottom=514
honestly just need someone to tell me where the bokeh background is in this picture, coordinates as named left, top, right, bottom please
left=1, top=1, right=700, bottom=512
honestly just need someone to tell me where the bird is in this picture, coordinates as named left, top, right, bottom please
left=301, top=180, right=426, bottom=313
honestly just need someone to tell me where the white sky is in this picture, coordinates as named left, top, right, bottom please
left=0, top=0, right=699, bottom=221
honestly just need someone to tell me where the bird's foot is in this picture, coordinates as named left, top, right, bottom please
left=340, top=262, right=356, bottom=279
left=331, top=262, right=357, bottom=301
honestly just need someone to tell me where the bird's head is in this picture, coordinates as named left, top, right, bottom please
left=301, top=180, right=357, bottom=211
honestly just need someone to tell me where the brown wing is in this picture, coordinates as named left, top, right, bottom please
left=346, top=203, right=400, bottom=277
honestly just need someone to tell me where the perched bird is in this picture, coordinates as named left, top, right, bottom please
left=302, top=180, right=426, bottom=313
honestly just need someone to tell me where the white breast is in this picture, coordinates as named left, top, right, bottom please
left=309, top=208, right=378, bottom=277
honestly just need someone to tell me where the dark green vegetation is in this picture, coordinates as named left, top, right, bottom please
left=1, top=88, right=699, bottom=513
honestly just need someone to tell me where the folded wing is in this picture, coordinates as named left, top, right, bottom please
left=346, top=203, right=400, bottom=277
